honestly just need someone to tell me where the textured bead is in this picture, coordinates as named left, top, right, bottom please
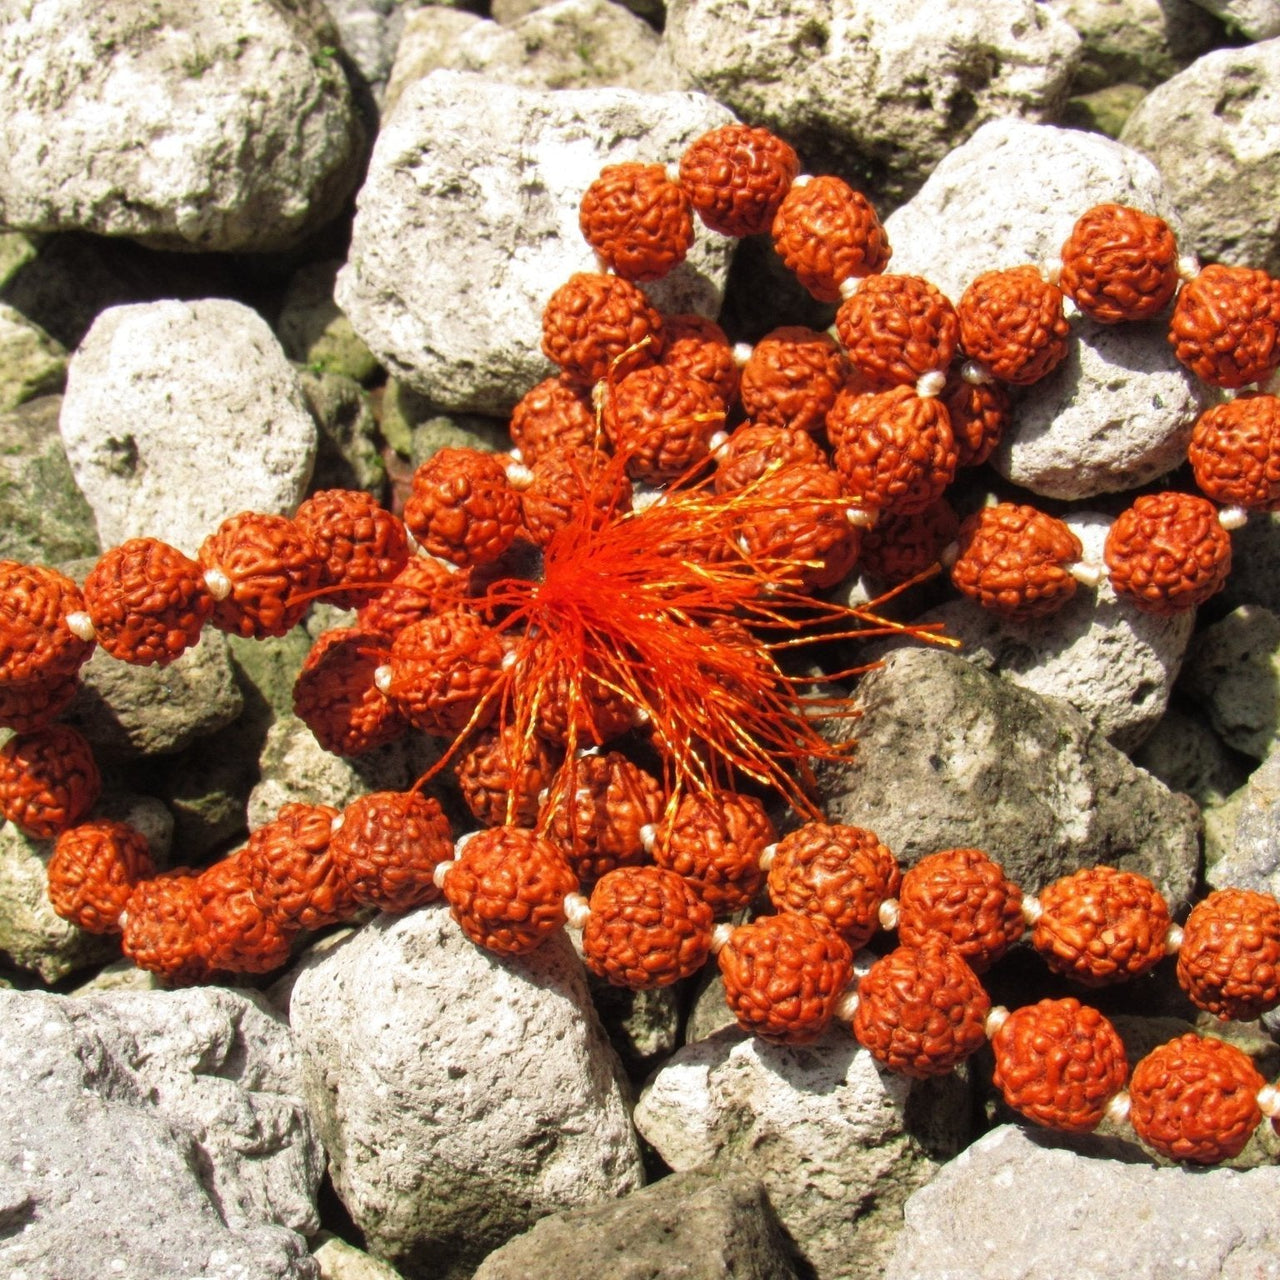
left=991, top=997, right=1129, bottom=1133
left=0, top=723, right=100, bottom=840
left=767, top=821, right=899, bottom=948
left=1032, top=866, right=1170, bottom=986
left=455, top=724, right=561, bottom=829
left=660, top=313, right=740, bottom=406
left=520, top=443, right=631, bottom=547
left=0, top=672, right=79, bottom=733
left=829, top=385, right=957, bottom=517
left=580, top=162, right=693, bottom=281
left=1169, top=264, right=1280, bottom=389
left=508, top=374, right=600, bottom=465
left=957, top=266, right=1071, bottom=385
left=83, top=538, right=213, bottom=666
left=0, top=561, right=95, bottom=684
left=120, top=872, right=207, bottom=984
left=328, top=790, right=454, bottom=913
left=541, top=272, right=663, bottom=385
left=949, top=503, right=1083, bottom=621
left=1188, top=394, right=1280, bottom=510
left=245, top=800, right=353, bottom=931
left=293, top=488, right=411, bottom=610
left=834, top=274, right=959, bottom=388
left=678, top=123, right=799, bottom=238
left=1104, top=491, right=1231, bottom=614
left=356, top=553, right=466, bottom=639
left=403, top=447, right=521, bottom=569
left=582, top=865, right=714, bottom=988
left=47, top=818, right=155, bottom=934
left=193, top=849, right=296, bottom=975
left=199, top=512, right=323, bottom=639
left=293, top=627, right=406, bottom=757
left=772, top=176, right=891, bottom=302
left=527, top=653, right=638, bottom=747
left=856, top=499, right=959, bottom=586
left=442, top=825, right=578, bottom=954
left=941, top=368, right=1010, bottom=469
left=1176, top=887, right=1280, bottom=1021
left=1058, top=203, right=1180, bottom=324
left=738, top=326, right=851, bottom=435
left=1128, top=1034, right=1265, bottom=1163
left=713, top=422, right=826, bottom=495
left=852, top=938, right=990, bottom=1077
left=897, top=847, right=1024, bottom=972
left=654, top=789, right=775, bottom=915
left=719, top=912, right=853, bottom=1044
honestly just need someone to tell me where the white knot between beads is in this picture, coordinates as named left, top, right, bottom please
left=792, top=173, right=814, bottom=189
left=833, top=987, right=860, bottom=1023
left=708, top=429, right=730, bottom=455
left=838, top=276, right=862, bottom=302
left=731, top=341, right=754, bottom=369
left=709, top=922, right=736, bottom=955
left=1104, top=1090, right=1132, bottom=1127
left=432, top=859, right=456, bottom=891
left=1164, top=922, right=1184, bottom=956
left=1257, top=1083, right=1280, bottom=1119
left=639, top=822, right=657, bottom=853
left=1021, top=894, right=1043, bottom=926
left=373, top=663, right=393, bottom=694
left=916, top=370, right=947, bottom=399
left=505, top=459, right=534, bottom=491
left=1177, top=254, right=1201, bottom=282
left=878, top=897, right=900, bottom=931
left=1039, top=259, right=1063, bottom=287
left=1068, top=561, right=1104, bottom=588
left=203, top=566, right=232, bottom=601
left=330, top=812, right=345, bottom=834
left=758, top=842, right=778, bottom=871
left=1218, top=506, right=1249, bottom=532
left=984, top=1005, right=1009, bottom=1040
left=64, top=611, right=95, bottom=642
left=563, top=892, right=591, bottom=930
left=845, top=507, right=876, bottom=529
left=961, top=360, right=993, bottom=386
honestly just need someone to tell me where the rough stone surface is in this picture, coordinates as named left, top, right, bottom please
left=1130, top=700, right=1251, bottom=809
left=337, top=71, right=735, bottom=414
left=0, top=301, right=65, bottom=410
left=1219, top=511, right=1280, bottom=615
left=0, top=986, right=323, bottom=1279
left=296, top=368, right=387, bottom=497
left=60, top=299, right=318, bottom=557
left=289, top=908, right=645, bottom=1279
left=323, top=0, right=432, bottom=104
left=1208, top=747, right=1280, bottom=896
left=0, top=0, right=363, bottom=252
left=313, top=1231, right=408, bottom=1280
left=1121, top=38, right=1280, bottom=276
left=1062, top=81, right=1150, bottom=138
left=817, top=647, right=1201, bottom=909
left=1189, top=0, right=1280, bottom=36
left=884, top=1124, right=1280, bottom=1280
left=634, top=1028, right=971, bottom=1280
left=662, top=0, right=1080, bottom=202
left=472, top=1169, right=801, bottom=1280
left=279, top=261, right=380, bottom=385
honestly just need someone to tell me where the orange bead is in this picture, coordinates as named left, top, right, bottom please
left=455, top=724, right=561, bottom=829
left=579, top=162, right=693, bottom=282
left=712, top=422, right=826, bottom=495
left=991, top=997, right=1128, bottom=1133
left=120, top=871, right=207, bottom=985
left=192, top=848, right=296, bottom=975
left=897, top=847, right=1024, bottom=973
left=442, top=825, right=578, bottom=954
left=1032, top=866, right=1170, bottom=986
left=519, top=443, right=631, bottom=548
left=660, top=313, right=740, bottom=406
left=957, top=266, right=1071, bottom=385
left=678, top=124, right=799, bottom=238
left=1176, top=887, right=1280, bottom=1021
left=293, top=489, right=411, bottom=610
left=403, top=447, right=521, bottom=569
left=1188, top=394, right=1280, bottom=510
left=719, top=912, right=853, bottom=1044
left=508, top=374, right=600, bottom=465
left=1169, top=264, right=1280, bottom=389
left=1104, top=491, right=1231, bottom=614
left=582, top=865, right=714, bottom=988
left=541, top=272, right=663, bottom=386
left=1058, top=203, right=1180, bottom=324
left=245, top=800, right=354, bottom=931
left=856, top=499, right=959, bottom=586
left=602, top=364, right=726, bottom=485
left=949, top=503, right=1083, bottom=620
left=772, top=176, right=890, bottom=303
left=293, top=627, right=406, bottom=757
left=940, top=368, right=1010, bottom=469
left=356, top=553, right=467, bottom=639
left=0, top=560, right=95, bottom=684
left=47, top=818, right=155, bottom=933
left=0, top=671, right=79, bottom=733
left=852, top=938, right=990, bottom=1077
left=0, top=723, right=100, bottom=840
left=1128, top=1034, right=1265, bottom=1163
left=525, top=652, right=638, bottom=747
left=738, top=326, right=850, bottom=435
left=834, top=274, right=959, bottom=389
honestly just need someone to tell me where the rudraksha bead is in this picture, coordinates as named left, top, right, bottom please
left=193, top=849, right=296, bottom=975
left=719, top=912, right=853, bottom=1044
left=991, top=997, right=1129, bottom=1133
left=1058, top=203, right=1180, bottom=324
left=660, top=313, right=740, bottom=406
left=834, top=274, right=959, bottom=389
left=356, top=553, right=466, bottom=639
left=328, top=790, right=454, bottom=913
left=1188, top=394, right=1280, bottom=510
left=508, top=374, right=599, bottom=464
left=120, top=872, right=207, bottom=985
left=541, top=271, right=663, bottom=386
left=519, top=443, right=630, bottom=547
left=441, top=825, right=578, bottom=954
left=856, top=499, right=959, bottom=586
left=1104, top=491, right=1232, bottom=614
left=82, top=537, right=214, bottom=666
left=0, top=561, right=95, bottom=684
left=455, top=724, right=561, bottom=829
left=245, top=800, right=353, bottom=931
left=199, top=512, right=323, bottom=639
left=293, top=488, right=411, bottom=610
left=678, top=123, right=799, bottom=238
left=582, top=865, right=714, bottom=988
left=738, top=326, right=851, bottom=435
left=766, top=821, right=899, bottom=948
left=957, top=266, right=1071, bottom=385
left=0, top=722, right=100, bottom=839
left=1128, top=1034, right=1265, bottom=1163
left=1176, top=887, right=1280, bottom=1021
left=403, top=447, right=522, bottom=569
left=602, top=364, right=726, bottom=485
left=772, top=176, right=891, bottom=303
left=941, top=368, right=1010, bottom=469
left=47, top=818, right=155, bottom=934
left=293, top=627, right=406, bottom=757
left=897, top=847, right=1024, bottom=972
left=524, top=652, right=638, bottom=747
left=579, top=162, right=694, bottom=281
left=712, top=422, right=826, bottom=495
left=949, top=503, right=1083, bottom=621
left=1169, top=264, right=1280, bottom=389
left=0, top=671, right=79, bottom=733
left=1032, top=866, right=1171, bottom=986
left=852, top=938, right=990, bottom=1077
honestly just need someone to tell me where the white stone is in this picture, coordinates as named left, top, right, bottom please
left=1188, top=0, right=1280, bottom=36
left=60, top=300, right=318, bottom=557
left=338, top=70, right=734, bottom=414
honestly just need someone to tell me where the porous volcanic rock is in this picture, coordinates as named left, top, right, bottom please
left=1208, top=746, right=1280, bottom=897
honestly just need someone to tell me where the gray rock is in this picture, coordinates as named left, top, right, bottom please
left=312, top=1230, right=408, bottom=1280
left=1189, top=0, right=1280, bottom=36
left=1219, top=510, right=1280, bottom=614
left=60, top=299, right=318, bottom=557
left=1121, top=38, right=1280, bottom=276
left=662, top=0, right=1080, bottom=204
left=884, top=1124, right=1280, bottom=1280
left=472, top=1169, right=801, bottom=1280
left=1130, top=701, right=1251, bottom=808
left=289, top=908, right=645, bottom=1278
left=408, top=412, right=512, bottom=467
left=1208, top=747, right=1280, bottom=895
left=0, top=986, right=323, bottom=1279
left=634, top=1028, right=971, bottom=1280
left=0, top=301, right=65, bottom=410
left=279, top=261, right=381, bottom=385
left=0, top=0, right=362, bottom=252
left=0, top=230, right=37, bottom=287
left=1061, top=81, right=1150, bottom=138
left=296, top=368, right=387, bottom=497
left=817, top=647, right=1201, bottom=909
left=586, top=970, right=681, bottom=1076
left=322, top=0, right=433, bottom=104
left=337, top=71, right=735, bottom=415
